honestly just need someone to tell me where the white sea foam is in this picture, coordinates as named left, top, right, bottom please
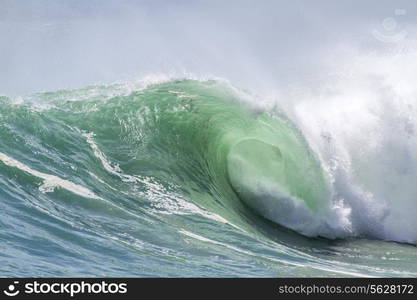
left=284, top=46, right=417, bottom=243
left=0, top=152, right=101, bottom=200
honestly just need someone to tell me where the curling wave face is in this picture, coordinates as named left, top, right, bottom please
left=1, top=78, right=417, bottom=277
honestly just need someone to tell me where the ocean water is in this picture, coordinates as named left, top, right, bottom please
left=1, top=77, right=417, bottom=277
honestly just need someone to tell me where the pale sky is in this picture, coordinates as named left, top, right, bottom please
left=1, top=0, right=417, bottom=95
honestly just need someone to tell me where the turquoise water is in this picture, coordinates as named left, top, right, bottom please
left=1, top=79, right=416, bottom=277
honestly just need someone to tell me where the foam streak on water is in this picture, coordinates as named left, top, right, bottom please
left=0, top=152, right=101, bottom=200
